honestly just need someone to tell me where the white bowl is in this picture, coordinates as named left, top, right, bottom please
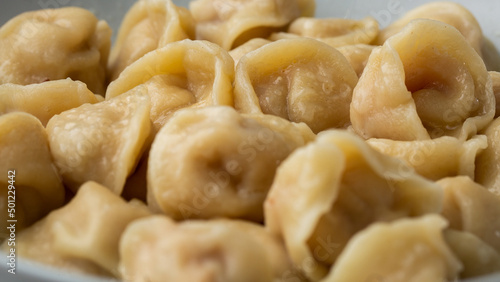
left=0, top=1, right=499, bottom=281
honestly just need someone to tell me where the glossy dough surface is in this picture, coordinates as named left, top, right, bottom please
left=0, top=7, right=111, bottom=94
left=148, top=106, right=314, bottom=222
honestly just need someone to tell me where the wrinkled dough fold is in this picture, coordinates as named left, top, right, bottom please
left=190, top=0, right=315, bottom=50
left=108, top=0, right=195, bottom=81
left=106, top=39, right=234, bottom=133
left=0, top=79, right=99, bottom=126
left=264, top=130, right=442, bottom=281
left=0, top=7, right=111, bottom=94
left=1, top=181, right=151, bottom=277
left=235, top=38, right=358, bottom=133
left=47, top=93, right=151, bottom=194
left=351, top=19, right=494, bottom=141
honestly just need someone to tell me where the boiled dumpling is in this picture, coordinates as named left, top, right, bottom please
left=351, top=19, right=494, bottom=141
left=324, top=215, right=461, bottom=282
left=46, top=92, right=151, bottom=194
left=108, top=0, right=195, bottom=81
left=264, top=130, right=443, bottom=281
left=1, top=181, right=151, bottom=277
left=270, top=17, right=378, bottom=48
left=234, top=38, right=358, bottom=133
left=0, top=112, right=64, bottom=239
left=367, top=135, right=487, bottom=181
left=120, top=216, right=302, bottom=282
left=190, top=0, right=315, bottom=50
left=148, top=106, right=314, bottom=222
left=0, top=7, right=111, bottom=94
left=229, top=38, right=271, bottom=66
left=0, top=79, right=100, bottom=126
left=106, top=39, right=234, bottom=133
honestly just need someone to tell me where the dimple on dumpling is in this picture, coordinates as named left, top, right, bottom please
left=148, top=106, right=314, bottom=222
left=367, top=135, right=487, bottom=181
left=106, top=39, right=234, bottom=133
left=234, top=38, right=358, bottom=133
left=189, top=0, right=315, bottom=50
left=0, top=7, right=111, bottom=94
left=351, top=19, right=494, bottom=141
left=0, top=79, right=100, bottom=126
left=46, top=92, right=151, bottom=194
left=323, top=215, right=462, bottom=282
left=108, top=0, right=195, bottom=81
left=1, top=181, right=151, bottom=278
left=270, top=17, right=378, bottom=48
left=0, top=112, right=64, bottom=239
left=264, top=130, right=443, bottom=281
left=119, top=216, right=302, bottom=282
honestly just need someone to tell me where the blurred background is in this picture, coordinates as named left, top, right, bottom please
left=1, top=0, right=499, bottom=49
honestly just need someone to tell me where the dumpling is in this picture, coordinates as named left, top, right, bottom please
left=438, top=176, right=500, bottom=253
left=367, top=135, right=487, bottom=181
left=0, top=79, right=100, bottom=126
left=444, top=229, right=500, bottom=279
left=46, top=92, right=151, bottom=194
left=336, top=44, right=376, bottom=78
left=351, top=19, right=494, bottom=141
left=148, top=106, right=315, bottom=222
left=119, top=216, right=303, bottom=282
left=0, top=7, right=111, bottom=94
left=108, top=0, right=195, bottom=81
left=264, top=130, right=443, bottom=281
left=106, top=39, right=234, bottom=133
left=189, top=0, right=315, bottom=50
left=475, top=117, right=500, bottom=196
left=270, top=17, right=378, bottom=48
left=324, top=215, right=461, bottom=282
left=234, top=38, right=358, bottom=133
left=0, top=112, right=64, bottom=239
left=1, top=181, right=151, bottom=277
left=375, top=2, right=482, bottom=55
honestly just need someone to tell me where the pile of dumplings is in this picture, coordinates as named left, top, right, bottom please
left=2, top=0, right=500, bottom=281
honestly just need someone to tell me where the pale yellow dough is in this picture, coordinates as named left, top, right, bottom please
left=0, top=7, right=111, bottom=94
left=190, top=0, right=315, bottom=50
left=475, top=117, right=500, bottom=196
left=270, top=17, right=378, bottom=48
left=106, top=39, right=234, bottom=133
left=148, top=106, right=314, bottom=222
left=0, top=79, right=99, bottom=126
left=351, top=19, right=494, bottom=141
left=46, top=93, right=151, bottom=194
left=439, top=176, right=500, bottom=253
left=367, top=135, right=487, bottom=181
left=108, top=0, right=195, bottom=81
left=120, top=216, right=302, bottom=282
left=234, top=38, right=358, bottom=133
left=324, top=215, right=462, bottom=282
left=264, top=130, right=442, bottom=281
left=1, top=181, right=151, bottom=277
left=0, top=112, right=64, bottom=238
